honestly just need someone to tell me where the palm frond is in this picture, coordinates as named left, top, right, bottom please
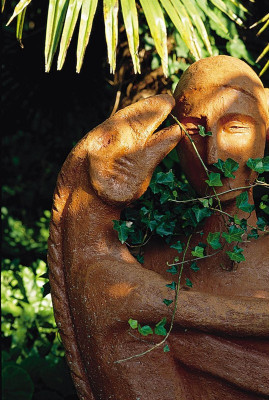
left=76, top=0, right=98, bottom=72
left=250, top=13, right=269, bottom=76
left=6, top=0, right=32, bottom=26
left=120, top=0, right=140, bottom=73
left=6, top=0, right=249, bottom=75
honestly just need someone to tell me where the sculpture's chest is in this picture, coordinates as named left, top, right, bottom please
left=187, top=235, right=269, bottom=298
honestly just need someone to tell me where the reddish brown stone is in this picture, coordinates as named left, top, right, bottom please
left=48, top=56, right=269, bottom=399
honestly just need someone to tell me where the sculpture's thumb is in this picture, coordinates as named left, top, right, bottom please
left=144, top=123, right=183, bottom=170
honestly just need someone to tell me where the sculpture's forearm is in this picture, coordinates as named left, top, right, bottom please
left=173, top=289, right=269, bottom=337
left=87, top=259, right=269, bottom=338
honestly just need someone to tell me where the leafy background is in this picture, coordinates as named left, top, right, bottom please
left=2, top=1, right=269, bottom=399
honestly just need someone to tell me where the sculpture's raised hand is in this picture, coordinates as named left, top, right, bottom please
left=87, top=94, right=182, bottom=205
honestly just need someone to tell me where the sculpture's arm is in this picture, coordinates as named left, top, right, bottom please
left=85, top=257, right=269, bottom=338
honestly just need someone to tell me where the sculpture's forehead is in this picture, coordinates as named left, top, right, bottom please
left=174, top=56, right=268, bottom=124
left=174, top=86, right=268, bottom=129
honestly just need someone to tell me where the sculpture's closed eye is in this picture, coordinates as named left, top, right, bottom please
left=223, top=122, right=251, bottom=134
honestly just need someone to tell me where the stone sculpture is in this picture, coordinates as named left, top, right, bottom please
left=48, top=56, right=269, bottom=400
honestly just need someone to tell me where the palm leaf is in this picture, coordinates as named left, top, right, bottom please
left=256, top=43, right=269, bottom=64
left=120, top=0, right=140, bottom=73
left=259, top=59, right=269, bottom=77
left=250, top=13, right=269, bottom=76
left=16, top=6, right=27, bottom=47
left=6, top=0, right=32, bottom=26
left=76, top=0, right=98, bottom=73
left=161, top=0, right=200, bottom=62
left=226, top=0, right=249, bottom=14
left=182, top=0, right=212, bottom=55
left=196, top=0, right=229, bottom=35
left=45, top=0, right=69, bottom=72
left=6, top=0, right=250, bottom=75
left=140, top=0, right=168, bottom=76
left=104, top=0, right=119, bottom=74
left=250, top=13, right=269, bottom=30
left=57, top=0, right=83, bottom=70
left=2, top=0, right=6, bottom=13
left=209, top=0, right=244, bottom=26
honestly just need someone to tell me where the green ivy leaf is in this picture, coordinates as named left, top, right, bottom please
left=166, top=265, right=178, bottom=275
left=198, top=198, right=213, bottom=207
left=170, top=240, right=184, bottom=253
left=163, top=299, right=173, bottom=306
left=160, top=191, right=171, bottom=204
left=182, top=208, right=198, bottom=227
left=222, top=225, right=244, bottom=244
left=247, top=229, right=259, bottom=240
left=156, top=221, right=176, bottom=237
left=154, top=317, right=167, bottom=336
left=257, top=217, right=266, bottom=231
left=207, top=232, right=222, bottom=249
left=190, top=262, right=200, bottom=272
left=138, top=324, right=153, bottom=336
left=246, top=156, right=269, bottom=173
left=236, top=192, right=255, bottom=213
left=163, top=344, right=170, bottom=352
left=166, top=281, right=176, bottom=290
left=129, top=229, right=144, bottom=245
left=113, top=220, right=134, bottom=243
left=233, top=216, right=247, bottom=230
left=198, top=125, right=212, bottom=137
left=136, top=254, right=144, bottom=264
left=128, top=319, right=138, bottom=329
left=205, top=172, right=223, bottom=187
left=185, top=278, right=193, bottom=287
left=226, top=246, right=245, bottom=263
left=213, top=158, right=239, bottom=178
left=191, top=245, right=205, bottom=258
left=192, top=205, right=212, bottom=222
left=155, top=170, right=175, bottom=185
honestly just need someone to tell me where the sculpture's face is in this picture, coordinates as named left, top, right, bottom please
left=175, top=86, right=267, bottom=200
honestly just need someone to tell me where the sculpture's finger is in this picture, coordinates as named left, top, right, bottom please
left=112, top=94, right=176, bottom=140
left=144, top=123, right=183, bottom=164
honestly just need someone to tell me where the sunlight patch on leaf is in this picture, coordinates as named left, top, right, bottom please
left=6, top=0, right=32, bottom=26
left=57, top=0, right=83, bottom=70
left=120, top=0, right=140, bottom=73
left=140, top=0, right=168, bottom=76
left=104, top=0, right=119, bottom=74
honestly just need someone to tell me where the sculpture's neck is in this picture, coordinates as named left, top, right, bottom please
left=203, top=188, right=258, bottom=234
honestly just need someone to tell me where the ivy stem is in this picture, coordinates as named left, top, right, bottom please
left=167, top=248, right=222, bottom=267
left=170, top=114, right=223, bottom=212
left=169, top=181, right=263, bottom=204
left=115, top=235, right=192, bottom=364
left=209, top=207, right=269, bottom=233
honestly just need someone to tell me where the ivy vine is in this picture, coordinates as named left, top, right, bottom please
left=113, top=121, right=269, bottom=361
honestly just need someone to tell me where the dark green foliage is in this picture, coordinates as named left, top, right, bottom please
left=222, top=225, right=245, bottom=243
left=163, top=299, right=173, bottom=306
left=185, top=278, right=193, bottom=287
left=236, top=192, right=255, bottom=213
left=247, top=156, right=269, bottom=173
left=205, top=172, right=223, bottom=187
left=207, top=232, right=222, bottom=250
left=138, top=325, right=153, bottom=336
left=213, top=158, right=239, bottom=178
left=198, top=125, right=212, bottom=137
left=226, top=246, right=246, bottom=263
left=154, top=318, right=167, bottom=336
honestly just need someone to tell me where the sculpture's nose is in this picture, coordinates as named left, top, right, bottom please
left=205, top=131, right=218, bottom=165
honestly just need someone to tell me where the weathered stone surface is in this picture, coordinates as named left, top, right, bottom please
left=48, top=56, right=269, bottom=400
